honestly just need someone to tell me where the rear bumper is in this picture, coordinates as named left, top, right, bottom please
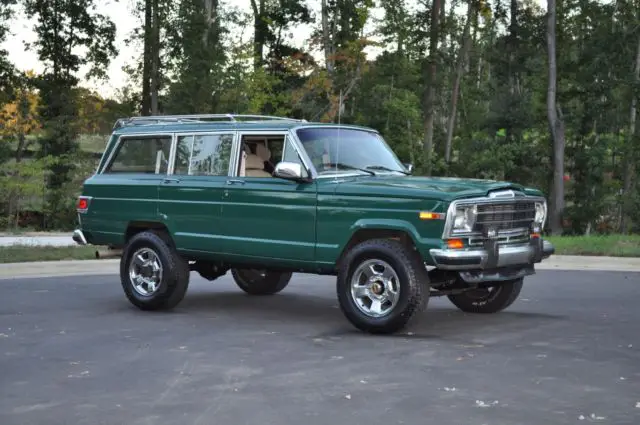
left=72, top=229, right=87, bottom=246
left=429, top=238, right=554, bottom=271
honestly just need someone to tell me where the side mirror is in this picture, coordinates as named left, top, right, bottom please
left=403, top=163, right=414, bottom=174
left=274, top=162, right=306, bottom=181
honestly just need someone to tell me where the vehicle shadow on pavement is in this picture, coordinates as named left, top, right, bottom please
left=161, top=289, right=568, bottom=340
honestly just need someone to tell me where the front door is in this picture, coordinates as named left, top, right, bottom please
left=218, top=133, right=317, bottom=262
left=158, top=131, right=236, bottom=253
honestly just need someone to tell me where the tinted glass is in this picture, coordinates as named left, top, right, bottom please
left=295, top=128, right=405, bottom=175
left=105, top=136, right=172, bottom=174
left=174, top=135, right=193, bottom=175
left=189, top=133, right=234, bottom=176
left=282, top=136, right=303, bottom=166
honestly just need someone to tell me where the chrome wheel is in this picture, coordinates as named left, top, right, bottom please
left=128, top=247, right=163, bottom=296
left=350, top=259, right=400, bottom=318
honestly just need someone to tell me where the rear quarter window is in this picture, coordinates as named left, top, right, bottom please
left=104, top=136, right=172, bottom=174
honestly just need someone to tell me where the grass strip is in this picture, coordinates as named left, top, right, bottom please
left=0, top=245, right=98, bottom=263
left=546, top=234, right=640, bottom=257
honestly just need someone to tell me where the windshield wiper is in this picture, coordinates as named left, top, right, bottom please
left=323, top=163, right=376, bottom=175
left=365, top=165, right=410, bottom=175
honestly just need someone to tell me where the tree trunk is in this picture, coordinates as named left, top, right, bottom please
left=321, top=0, right=335, bottom=75
left=445, top=0, right=474, bottom=163
left=620, top=31, right=640, bottom=233
left=141, top=0, right=152, bottom=115
left=422, top=0, right=442, bottom=175
left=150, top=0, right=159, bottom=115
left=202, top=0, right=217, bottom=47
left=546, top=0, right=565, bottom=235
left=509, top=0, right=518, bottom=95
left=251, top=0, right=266, bottom=70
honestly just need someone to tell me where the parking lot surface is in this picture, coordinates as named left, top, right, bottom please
left=1, top=270, right=639, bottom=425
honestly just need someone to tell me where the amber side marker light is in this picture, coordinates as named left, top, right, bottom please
left=446, top=239, right=465, bottom=249
left=419, top=212, right=444, bottom=220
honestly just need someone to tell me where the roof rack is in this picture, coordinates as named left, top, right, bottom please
left=113, top=114, right=307, bottom=129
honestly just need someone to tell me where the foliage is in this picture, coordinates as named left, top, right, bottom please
left=1, top=0, right=640, bottom=235
left=21, top=0, right=117, bottom=228
left=0, top=0, right=17, bottom=105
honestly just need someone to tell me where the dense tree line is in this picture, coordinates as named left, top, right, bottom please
left=0, top=0, right=639, bottom=235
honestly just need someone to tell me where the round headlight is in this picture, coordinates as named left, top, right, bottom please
left=534, top=202, right=546, bottom=224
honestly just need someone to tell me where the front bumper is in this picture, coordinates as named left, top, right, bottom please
left=429, top=238, right=555, bottom=271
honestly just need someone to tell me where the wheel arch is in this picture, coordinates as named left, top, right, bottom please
left=125, top=221, right=174, bottom=246
left=336, top=220, right=422, bottom=269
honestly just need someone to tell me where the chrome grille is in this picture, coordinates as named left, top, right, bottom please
left=468, top=229, right=530, bottom=247
left=473, top=201, right=536, bottom=233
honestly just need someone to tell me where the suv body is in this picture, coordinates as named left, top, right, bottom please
left=73, top=114, right=554, bottom=333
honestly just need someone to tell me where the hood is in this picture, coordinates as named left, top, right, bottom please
left=330, top=175, right=540, bottom=201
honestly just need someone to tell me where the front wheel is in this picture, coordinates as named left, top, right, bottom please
left=231, top=269, right=292, bottom=295
left=447, top=278, right=523, bottom=314
left=336, top=239, right=429, bottom=334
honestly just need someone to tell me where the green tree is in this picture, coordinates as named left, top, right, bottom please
left=23, top=0, right=116, bottom=228
left=164, top=0, right=227, bottom=114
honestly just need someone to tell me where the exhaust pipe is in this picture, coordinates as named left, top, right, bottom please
left=95, top=248, right=123, bottom=259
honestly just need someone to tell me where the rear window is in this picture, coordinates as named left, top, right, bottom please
left=104, top=136, right=172, bottom=174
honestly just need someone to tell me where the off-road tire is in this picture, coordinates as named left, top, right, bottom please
left=120, top=230, right=190, bottom=311
left=231, top=269, right=292, bottom=295
left=447, top=278, right=523, bottom=314
left=336, top=238, right=429, bottom=334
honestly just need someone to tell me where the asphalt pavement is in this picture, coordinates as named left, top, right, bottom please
left=1, top=270, right=639, bottom=425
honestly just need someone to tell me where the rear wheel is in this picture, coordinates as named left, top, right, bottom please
left=336, top=239, right=429, bottom=334
left=120, top=231, right=190, bottom=310
left=231, top=269, right=292, bottom=295
left=447, top=278, right=523, bottom=314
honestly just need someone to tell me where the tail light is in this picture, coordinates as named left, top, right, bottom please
left=76, top=196, right=91, bottom=213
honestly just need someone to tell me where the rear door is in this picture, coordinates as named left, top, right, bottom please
left=218, top=132, right=317, bottom=262
left=158, top=131, right=237, bottom=252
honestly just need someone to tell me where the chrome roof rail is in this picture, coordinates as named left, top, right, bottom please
left=113, top=114, right=307, bottom=129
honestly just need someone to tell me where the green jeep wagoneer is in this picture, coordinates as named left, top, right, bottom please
left=72, top=114, right=554, bottom=334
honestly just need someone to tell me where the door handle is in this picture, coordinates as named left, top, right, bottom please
left=227, top=179, right=245, bottom=185
left=163, top=177, right=181, bottom=184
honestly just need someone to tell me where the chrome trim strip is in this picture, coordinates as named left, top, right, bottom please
left=229, top=131, right=242, bottom=177
left=167, top=132, right=177, bottom=175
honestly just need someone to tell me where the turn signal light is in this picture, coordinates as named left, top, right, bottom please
left=446, top=239, right=464, bottom=249
left=419, top=212, right=444, bottom=220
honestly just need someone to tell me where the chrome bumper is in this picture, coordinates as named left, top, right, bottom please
left=72, top=229, right=87, bottom=245
left=429, top=239, right=555, bottom=271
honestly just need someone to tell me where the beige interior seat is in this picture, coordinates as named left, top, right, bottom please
left=245, top=153, right=271, bottom=177
left=256, top=143, right=271, bottom=162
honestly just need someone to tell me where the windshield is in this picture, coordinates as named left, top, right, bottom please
left=295, top=127, right=407, bottom=176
